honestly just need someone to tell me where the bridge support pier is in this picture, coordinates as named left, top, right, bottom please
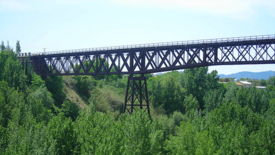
left=123, top=75, right=150, bottom=117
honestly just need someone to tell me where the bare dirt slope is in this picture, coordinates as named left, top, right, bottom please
left=63, top=78, right=88, bottom=109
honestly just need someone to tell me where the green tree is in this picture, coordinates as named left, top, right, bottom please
left=224, top=82, right=238, bottom=103
left=265, top=99, right=275, bottom=120
left=240, top=77, right=249, bottom=81
left=149, top=71, right=185, bottom=114
left=122, top=110, right=153, bottom=154
left=260, top=79, right=267, bottom=86
left=73, top=75, right=95, bottom=99
left=0, top=48, right=27, bottom=91
left=166, top=120, right=216, bottom=154
left=183, top=94, right=199, bottom=115
left=61, top=100, right=79, bottom=121
left=47, top=113, right=79, bottom=155
left=224, top=78, right=230, bottom=82
left=267, top=76, right=275, bottom=86
left=43, top=76, right=66, bottom=107
left=209, top=102, right=264, bottom=133
left=31, top=73, right=45, bottom=90
left=150, top=79, right=163, bottom=108
left=203, top=89, right=224, bottom=113
left=16, top=40, right=21, bottom=54
left=75, top=108, right=123, bottom=154
left=0, top=80, right=11, bottom=128
left=29, top=85, right=54, bottom=111
left=162, top=73, right=185, bottom=114
left=180, top=67, right=221, bottom=110
left=0, top=41, right=5, bottom=51
left=234, top=87, right=269, bottom=114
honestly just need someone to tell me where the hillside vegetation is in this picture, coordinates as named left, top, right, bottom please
left=1, top=42, right=275, bottom=154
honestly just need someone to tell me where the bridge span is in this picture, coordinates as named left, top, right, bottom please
left=18, top=34, right=275, bottom=116
left=18, top=34, right=275, bottom=76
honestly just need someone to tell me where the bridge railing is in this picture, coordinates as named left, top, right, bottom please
left=17, top=34, right=275, bottom=57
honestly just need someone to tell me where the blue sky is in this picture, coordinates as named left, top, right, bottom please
left=1, top=0, right=275, bottom=75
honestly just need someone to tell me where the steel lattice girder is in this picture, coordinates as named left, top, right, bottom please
left=124, top=76, right=150, bottom=116
left=30, top=39, right=275, bottom=76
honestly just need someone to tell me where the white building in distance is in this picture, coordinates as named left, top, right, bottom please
left=238, top=81, right=252, bottom=88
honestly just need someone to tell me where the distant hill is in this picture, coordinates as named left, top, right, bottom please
left=218, top=71, right=275, bottom=80
left=154, top=73, right=164, bottom=76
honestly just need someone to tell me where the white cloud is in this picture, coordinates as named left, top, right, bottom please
left=110, top=0, right=275, bottom=19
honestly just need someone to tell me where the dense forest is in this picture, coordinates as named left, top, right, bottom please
left=0, top=41, right=275, bottom=154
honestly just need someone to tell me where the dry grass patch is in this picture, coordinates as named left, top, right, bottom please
left=63, top=77, right=88, bottom=109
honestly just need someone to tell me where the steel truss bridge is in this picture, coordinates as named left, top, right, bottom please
left=18, top=34, right=275, bottom=116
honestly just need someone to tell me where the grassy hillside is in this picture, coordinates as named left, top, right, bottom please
left=63, top=77, right=88, bottom=109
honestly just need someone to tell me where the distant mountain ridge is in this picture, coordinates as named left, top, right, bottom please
left=218, top=71, right=275, bottom=80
